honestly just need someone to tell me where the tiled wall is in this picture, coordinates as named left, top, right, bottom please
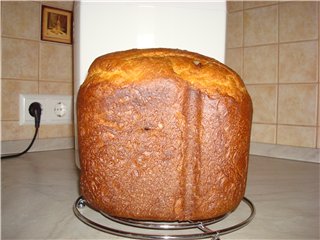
left=226, top=1, right=320, bottom=149
left=1, top=2, right=74, bottom=149
left=2, top=1, right=319, bottom=153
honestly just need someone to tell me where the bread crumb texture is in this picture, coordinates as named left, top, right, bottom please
left=81, top=48, right=248, bottom=102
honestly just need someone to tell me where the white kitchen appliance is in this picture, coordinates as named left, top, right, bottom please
left=73, top=1, right=227, bottom=168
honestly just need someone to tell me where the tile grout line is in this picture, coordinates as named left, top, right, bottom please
left=38, top=1, right=42, bottom=95
left=230, top=2, right=278, bottom=13
left=251, top=122, right=318, bottom=128
left=316, top=1, right=320, bottom=148
left=246, top=82, right=319, bottom=86
left=241, top=2, right=244, bottom=80
left=276, top=2, right=280, bottom=146
left=38, top=2, right=42, bottom=139
left=229, top=39, right=318, bottom=51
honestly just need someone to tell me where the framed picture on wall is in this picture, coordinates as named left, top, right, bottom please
left=41, top=5, right=72, bottom=44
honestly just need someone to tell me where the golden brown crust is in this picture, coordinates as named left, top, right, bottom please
left=82, top=48, right=248, bottom=101
left=77, top=48, right=252, bottom=221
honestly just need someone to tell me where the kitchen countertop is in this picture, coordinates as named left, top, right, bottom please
left=1, top=149, right=319, bottom=239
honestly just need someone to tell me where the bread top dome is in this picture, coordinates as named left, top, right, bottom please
left=81, top=48, right=249, bottom=102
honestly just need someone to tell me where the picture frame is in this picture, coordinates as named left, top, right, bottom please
left=41, top=5, right=72, bottom=44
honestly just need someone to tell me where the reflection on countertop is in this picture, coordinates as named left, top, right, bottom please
left=1, top=149, right=319, bottom=239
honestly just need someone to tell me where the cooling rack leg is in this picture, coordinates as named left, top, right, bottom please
left=77, top=197, right=86, bottom=209
left=212, top=233, right=220, bottom=240
left=197, top=223, right=221, bottom=240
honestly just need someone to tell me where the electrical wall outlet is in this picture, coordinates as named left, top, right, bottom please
left=20, top=94, right=73, bottom=125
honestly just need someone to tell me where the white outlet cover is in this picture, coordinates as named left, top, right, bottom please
left=20, top=94, right=73, bottom=125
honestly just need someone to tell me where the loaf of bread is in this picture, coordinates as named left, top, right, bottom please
left=77, top=48, right=252, bottom=221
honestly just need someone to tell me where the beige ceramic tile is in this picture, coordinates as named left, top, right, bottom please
left=279, top=2, right=318, bottom=42
left=39, top=82, right=73, bottom=95
left=2, top=38, right=39, bottom=80
left=2, top=1, right=40, bottom=40
left=278, top=84, right=318, bottom=126
left=227, top=1, right=243, bottom=12
left=42, top=1, right=74, bottom=11
left=243, top=44, right=278, bottom=84
left=246, top=84, right=277, bottom=124
left=251, top=123, right=276, bottom=144
left=244, top=5, right=278, bottom=46
left=243, top=1, right=277, bottom=9
left=227, top=12, right=243, bottom=48
left=225, top=48, right=243, bottom=77
left=40, top=42, right=72, bottom=82
left=277, top=125, right=317, bottom=148
left=279, top=41, right=317, bottom=83
left=1, top=121, right=36, bottom=141
left=39, top=124, right=74, bottom=139
left=1, top=79, right=38, bottom=121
